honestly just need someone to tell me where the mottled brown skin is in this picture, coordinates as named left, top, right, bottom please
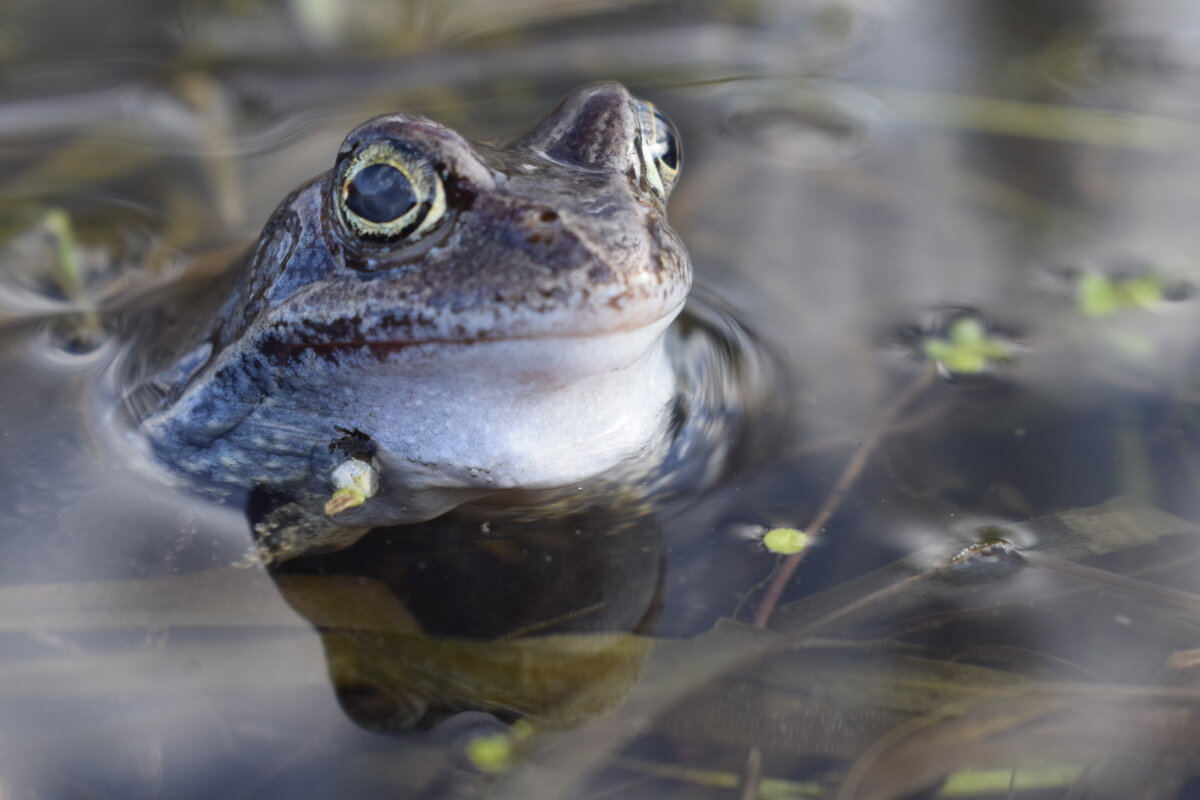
left=217, top=84, right=687, bottom=361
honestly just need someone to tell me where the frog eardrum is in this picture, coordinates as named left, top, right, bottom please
left=635, top=100, right=681, bottom=198
left=336, top=139, right=447, bottom=242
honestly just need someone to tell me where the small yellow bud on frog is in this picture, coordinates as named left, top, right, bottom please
left=324, top=487, right=366, bottom=516
left=323, top=459, right=380, bottom=517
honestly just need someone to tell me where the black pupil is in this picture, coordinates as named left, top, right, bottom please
left=655, top=112, right=679, bottom=170
left=345, top=163, right=416, bottom=223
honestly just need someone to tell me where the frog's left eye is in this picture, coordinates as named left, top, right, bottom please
left=635, top=100, right=681, bottom=198
left=337, top=140, right=446, bottom=241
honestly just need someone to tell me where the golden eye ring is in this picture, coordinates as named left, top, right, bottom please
left=338, top=140, right=447, bottom=241
left=634, top=100, right=682, bottom=198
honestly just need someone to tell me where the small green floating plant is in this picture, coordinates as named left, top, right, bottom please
left=464, top=720, right=535, bottom=773
left=1070, top=267, right=1193, bottom=361
left=762, top=527, right=809, bottom=555
left=921, top=316, right=1014, bottom=376
left=1076, top=270, right=1165, bottom=317
left=465, top=733, right=514, bottom=773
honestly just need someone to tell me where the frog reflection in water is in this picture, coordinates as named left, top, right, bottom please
left=118, top=82, right=762, bottom=560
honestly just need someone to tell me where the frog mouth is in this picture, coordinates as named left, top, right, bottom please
left=261, top=294, right=686, bottom=367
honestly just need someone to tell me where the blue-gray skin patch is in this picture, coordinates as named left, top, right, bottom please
left=118, top=82, right=703, bottom=558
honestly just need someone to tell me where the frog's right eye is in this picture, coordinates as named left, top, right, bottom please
left=634, top=100, right=682, bottom=199
left=337, top=140, right=446, bottom=242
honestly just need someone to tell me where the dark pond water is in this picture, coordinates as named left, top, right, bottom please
left=4, top=1, right=1200, bottom=798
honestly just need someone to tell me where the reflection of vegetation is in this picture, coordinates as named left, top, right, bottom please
left=0, top=498, right=1197, bottom=797
left=942, top=766, right=1085, bottom=796
left=0, top=206, right=104, bottom=349
left=316, top=626, right=650, bottom=728
left=870, top=85, right=1194, bottom=150
left=41, top=209, right=82, bottom=302
left=613, top=755, right=823, bottom=797
left=490, top=499, right=1200, bottom=800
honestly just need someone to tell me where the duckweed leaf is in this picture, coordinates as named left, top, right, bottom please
left=922, top=317, right=1012, bottom=374
left=768, top=497, right=1200, bottom=635
left=1077, top=270, right=1165, bottom=317
left=465, top=732, right=516, bottom=772
left=763, top=527, right=808, bottom=554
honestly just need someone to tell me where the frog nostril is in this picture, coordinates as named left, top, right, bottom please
left=520, top=209, right=561, bottom=245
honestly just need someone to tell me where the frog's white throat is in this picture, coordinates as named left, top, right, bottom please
left=300, top=310, right=681, bottom=524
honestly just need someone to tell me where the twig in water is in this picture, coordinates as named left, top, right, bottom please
left=739, top=747, right=763, bottom=800
left=752, top=366, right=938, bottom=628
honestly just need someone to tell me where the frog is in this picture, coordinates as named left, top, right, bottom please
left=110, top=82, right=772, bottom=561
